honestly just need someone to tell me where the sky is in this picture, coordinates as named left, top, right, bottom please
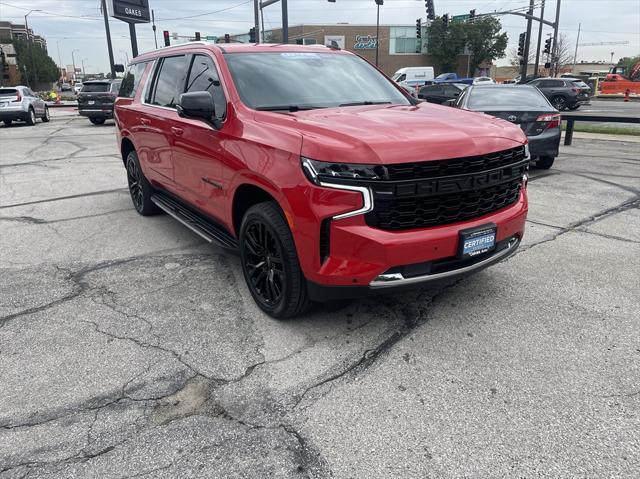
left=0, top=0, right=638, bottom=74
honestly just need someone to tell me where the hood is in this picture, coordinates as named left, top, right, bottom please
left=255, top=103, right=527, bottom=165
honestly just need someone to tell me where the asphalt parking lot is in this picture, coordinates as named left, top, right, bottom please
left=1, top=111, right=639, bottom=478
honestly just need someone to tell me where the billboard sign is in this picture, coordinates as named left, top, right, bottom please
left=106, top=0, right=151, bottom=24
left=353, top=35, right=377, bottom=50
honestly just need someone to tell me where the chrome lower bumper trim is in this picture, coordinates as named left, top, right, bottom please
left=369, top=237, right=520, bottom=289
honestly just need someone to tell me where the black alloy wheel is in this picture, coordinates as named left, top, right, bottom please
left=127, top=156, right=144, bottom=212
left=125, top=151, right=160, bottom=216
left=244, top=220, right=286, bottom=306
left=551, top=96, right=567, bottom=111
left=240, top=202, right=310, bottom=318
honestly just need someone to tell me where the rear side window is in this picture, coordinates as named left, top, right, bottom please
left=150, top=55, right=187, bottom=108
left=571, top=80, right=589, bottom=88
left=185, top=54, right=226, bottom=119
left=0, top=88, right=18, bottom=97
left=119, top=62, right=147, bottom=98
left=82, top=83, right=110, bottom=93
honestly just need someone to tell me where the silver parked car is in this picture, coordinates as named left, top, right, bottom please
left=0, top=86, right=50, bottom=127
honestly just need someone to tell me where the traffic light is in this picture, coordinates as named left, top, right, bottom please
left=249, top=27, right=256, bottom=43
left=375, top=0, right=383, bottom=5
left=469, top=9, right=476, bottom=21
left=163, top=30, right=170, bottom=47
left=442, top=14, right=449, bottom=28
left=224, top=33, right=230, bottom=43
left=416, top=18, right=422, bottom=38
left=425, top=0, right=435, bottom=21
left=195, top=32, right=201, bottom=41
left=517, top=32, right=526, bottom=56
left=544, top=37, right=552, bottom=54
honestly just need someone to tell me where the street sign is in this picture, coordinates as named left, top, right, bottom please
left=452, top=14, right=470, bottom=23
left=106, top=0, right=151, bottom=24
left=206, top=36, right=217, bottom=41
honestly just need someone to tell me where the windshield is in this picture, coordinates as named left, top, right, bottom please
left=225, top=52, right=410, bottom=110
left=81, top=83, right=110, bottom=93
left=435, top=73, right=451, bottom=80
left=467, top=87, right=550, bottom=109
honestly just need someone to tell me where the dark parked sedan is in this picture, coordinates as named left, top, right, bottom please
left=454, top=84, right=560, bottom=169
left=417, top=83, right=467, bottom=104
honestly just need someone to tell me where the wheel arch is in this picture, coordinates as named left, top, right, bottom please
left=231, top=183, right=281, bottom=237
left=120, top=137, right=136, bottom=167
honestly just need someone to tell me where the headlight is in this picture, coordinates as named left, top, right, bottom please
left=301, top=157, right=374, bottom=220
left=524, top=143, right=530, bottom=160
left=301, top=157, right=388, bottom=185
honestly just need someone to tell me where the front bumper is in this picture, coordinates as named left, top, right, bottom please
left=528, top=128, right=560, bottom=158
left=302, top=189, right=528, bottom=301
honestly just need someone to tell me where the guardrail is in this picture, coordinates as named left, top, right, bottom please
left=562, top=113, right=640, bottom=145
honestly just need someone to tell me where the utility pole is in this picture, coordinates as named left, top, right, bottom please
left=152, top=10, right=158, bottom=49
left=100, top=0, right=116, bottom=78
left=572, top=23, right=581, bottom=73
left=519, top=0, right=535, bottom=83
left=24, top=10, right=41, bottom=87
left=72, top=49, right=79, bottom=81
left=534, top=0, right=545, bottom=78
left=551, top=0, right=561, bottom=76
left=129, top=23, right=139, bottom=58
left=281, top=0, right=288, bottom=43
left=253, top=0, right=260, bottom=43
left=375, top=0, right=383, bottom=67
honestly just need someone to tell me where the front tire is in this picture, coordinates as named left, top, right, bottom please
left=3, top=120, right=12, bottom=127
left=126, top=150, right=160, bottom=216
left=26, top=107, right=36, bottom=126
left=240, top=202, right=310, bottom=319
left=568, top=104, right=580, bottom=111
left=42, top=106, right=50, bottom=122
left=536, top=156, right=555, bottom=169
left=89, top=117, right=106, bottom=125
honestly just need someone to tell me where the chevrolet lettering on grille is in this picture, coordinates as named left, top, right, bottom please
left=384, top=162, right=527, bottom=197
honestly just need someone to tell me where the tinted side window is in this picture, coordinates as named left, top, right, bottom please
left=119, top=62, right=147, bottom=98
left=151, top=56, right=187, bottom=108
left=185, top=54, right=226, bottom=119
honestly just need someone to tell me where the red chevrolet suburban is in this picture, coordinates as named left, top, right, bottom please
left=114, top=43, right=529, bottom=318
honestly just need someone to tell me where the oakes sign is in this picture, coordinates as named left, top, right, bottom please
left=106, top=0, right=151, bottom=24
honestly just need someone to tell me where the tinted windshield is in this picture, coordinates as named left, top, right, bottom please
left=81, top=83, right=110, bottom=93
left=0, top=88, right=18, bottom=97
left=467, top=87, right=550, bottom=109
left=225, top=52, right=410, bottom=110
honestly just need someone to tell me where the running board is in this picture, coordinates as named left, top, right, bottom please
left=151, top=193, right=238, bottom=250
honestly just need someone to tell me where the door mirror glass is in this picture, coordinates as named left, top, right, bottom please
left=177, top=91, right=216, bottom=121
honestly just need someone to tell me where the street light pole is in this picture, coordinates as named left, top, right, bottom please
left=375, top=0, right=383, bottom=67
left=24, top=10, right=41, bottom=87
left=534, top=0, right=545, bottom=78
left=72, top=49, right=79, bottom=81
left=82, top=59, right=86, bottom=77
left=100, top=0, right=116, bottom=78
left=551, top=0, right=561, bottom=76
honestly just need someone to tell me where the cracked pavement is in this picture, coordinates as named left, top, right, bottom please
left=1, top=111, right=639, bottom=478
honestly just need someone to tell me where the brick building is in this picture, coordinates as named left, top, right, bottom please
left=0, top=21, right=47, bottom=51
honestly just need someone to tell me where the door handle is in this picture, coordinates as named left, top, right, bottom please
left=140, top=118, right=150, bottom=125
left=171, top=127, right=184, bottom=136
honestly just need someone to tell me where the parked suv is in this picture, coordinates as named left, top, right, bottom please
left=0, top=86, right=50, bottom=126
left=77, top=79, right=121, bottom=124
left=527, top=77, right=591, bottom=110
left=114, top=44, right=530, bottom=318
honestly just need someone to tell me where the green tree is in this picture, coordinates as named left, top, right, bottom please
left=12, top=39, right=59, bottom=87
left=617, top=55, right=640, bottom=77
left=427, top=17, right=508, bottom=74
left=465, top=17, right=508, bottom=74
left=426, top=19, right=467, bottom=72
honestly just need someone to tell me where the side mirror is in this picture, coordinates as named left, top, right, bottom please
left=177, top=91, right=220, bottom=128
left=453, top=92, right=460, bottom=97
left=444, top=99, right=456, bottom=107
left=114, top=64, right=125, bottom=73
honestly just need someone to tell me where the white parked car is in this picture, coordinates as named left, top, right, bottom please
left=392, top=66, right=435, bottom=88
left=473, top=77, right=496, bottom=84
left=74, top=83, right=83, bottom=94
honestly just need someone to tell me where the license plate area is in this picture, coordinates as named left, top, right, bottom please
left=458, top=224, right=497, bottom=259
left=88, top=100, right=95, bottom=105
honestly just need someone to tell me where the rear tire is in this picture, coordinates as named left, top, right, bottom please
left=239, top=201, right=310, bottom=319
left=536, top=156, right=555, bottom=169
left=89, top=117, right=106, bottom=125
left=26, top=107, right=36, bottom=126
left=551, top=96, right=567, bottom=111
left=3, top=120, right=11, bottom=127
left=567, top=104, right=580, bottom=111
left=42, top=106, right=51, bottom=122
left=126, top=150, right=161, bottom=216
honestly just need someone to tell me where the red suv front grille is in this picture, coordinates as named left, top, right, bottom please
left=363, top=146, right=528, bottom=231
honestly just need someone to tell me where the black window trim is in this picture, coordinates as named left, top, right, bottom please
left=143, top=54, right=188, bottom=111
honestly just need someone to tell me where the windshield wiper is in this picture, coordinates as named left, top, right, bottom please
left=255, top=105, right=326, bottom=112
left=338, top=101, right=392, bottom=107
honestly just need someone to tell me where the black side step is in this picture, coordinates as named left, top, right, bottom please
left=151, top=193, right=238, bottom=250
